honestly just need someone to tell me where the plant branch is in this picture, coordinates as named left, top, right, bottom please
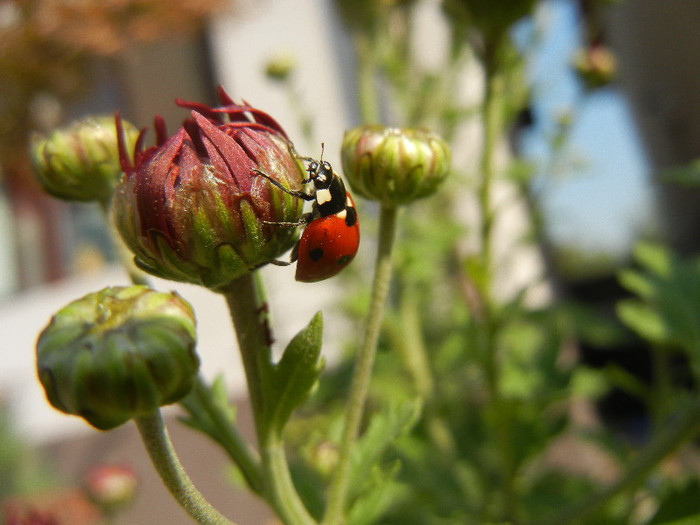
left=134, top=411, right=235, bottom=525
left=222, top=273, right=317, bottom=525
left=323, top=205, right=398, bottom=524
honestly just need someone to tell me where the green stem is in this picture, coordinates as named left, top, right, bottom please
left=478, top=67, right=503, bottom=294
left=537, top=398, right=700, bottom=525
left=190, top=376, right=264, bottom=494
left=222, top=274, right=269, bottom=435
left=479, top=64, right=518, bottom=522
left=134, top=411, right=235, bottom=525
left=261, top=433, right=317, bottom=525
left=222, top=273, right=316, bottom=525
left=323, top=205, right=398, bottom=525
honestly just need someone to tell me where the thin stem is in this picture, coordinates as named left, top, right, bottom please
left=478, top=67, right=503, bottom=294
left=323, top=205, right=398, bottom=525
left=260, top=433, right=317, bottom=525
left=134, top=411, right=235, bottom=525
left=222, top=273, right=269, bottom=436
left=537, top=398, right=700, bottom=525
left=222, top=273, right=316, bottom=525
left=478, top=64, right=519, bottom=522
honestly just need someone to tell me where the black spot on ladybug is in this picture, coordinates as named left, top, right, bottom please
left=345, top=207, right=357, bottom=227
left=309, top=247, right=324, bottom=261
left=337, top=254, right=352, bottom=265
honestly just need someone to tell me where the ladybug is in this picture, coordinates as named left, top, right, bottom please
left=256, top=155, right=360, bottom=282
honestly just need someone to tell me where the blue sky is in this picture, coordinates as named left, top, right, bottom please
left=519, top=0, right=654, bottom=256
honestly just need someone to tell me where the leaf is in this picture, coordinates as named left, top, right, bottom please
left=616, top=301, right=669, bottom=343
left=617, top=243, right=700, bottom=379
left=346, top=462, right=408, bottom=525
left=179, top=375, right=237, bottom=441
left=259, top=312, right=325, bottom=437
left=347, top=399, right=421, bottom=501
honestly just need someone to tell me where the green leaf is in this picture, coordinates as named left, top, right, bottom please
left=347, top=399, right=421, bottom=502
left=617, top=243, right=700, bottom=379
left=346, top=462, right=408, bottom=525
left=179, top=375, right=237, bottom=441
left=260, top=312, right=325, bottom=437
left=616, top=301, right=668, bottom=342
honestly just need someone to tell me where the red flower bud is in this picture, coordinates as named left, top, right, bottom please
left=113, top=88, right=305, bottom=290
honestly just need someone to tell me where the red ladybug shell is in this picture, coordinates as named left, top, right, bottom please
left=295, top=194, right=360, bottom=283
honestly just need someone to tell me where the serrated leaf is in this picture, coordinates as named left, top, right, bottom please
left=347, top=399, right=421, bottom=500
left=260, top=312, right=325, bottom=437
left=179, top=375, right=237, bottom=439
left=347, top=462, right=408, bottom=525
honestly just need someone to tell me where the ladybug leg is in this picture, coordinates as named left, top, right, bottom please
left=262, top=211, right=312, bottom=228
left=252, top=168, right=314, bottom=201
left=262, top=240, right=300, bottom=267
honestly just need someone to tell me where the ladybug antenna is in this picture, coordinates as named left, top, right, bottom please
left=320, top=142, right=325, bottom=162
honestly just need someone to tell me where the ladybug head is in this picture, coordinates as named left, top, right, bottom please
left=306, top=160, right=334, bottom=189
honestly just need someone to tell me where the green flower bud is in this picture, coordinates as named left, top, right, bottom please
left=113, top=88, right=305, bottom=290
left=265, top=52, right=297, bottom=82
left=31, top=115, right=139, bottom=205
left=573, top=44, right=617, bottom=90
left=36, top=286, right=199, bottom=430
left=341, top=125, right=451, bottom=208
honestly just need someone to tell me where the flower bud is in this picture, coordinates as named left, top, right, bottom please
left=573, top=44, right=617, bottom=90
left=84, top=464, right=138, bottom=515
left=265, top=52, right=297, bottom=82
left=36, top=286, right=199, bottom=430
left=113, top=88, right=305, bottom=290
left=31, top=115, right=139, bottom=205
left=341, top=125, right=450, bottom=207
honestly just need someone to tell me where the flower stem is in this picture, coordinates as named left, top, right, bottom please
left=222, top=273, right=317, bottom=525
left=222, top=274, right=269, bottom=435
left=261, top=433, right=317, bottom=525
left=134, top=411, right=235, bottom=525
left=323, top=205, right=398, bottom=525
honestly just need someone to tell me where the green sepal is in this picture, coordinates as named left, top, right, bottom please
left=259, top=312, right=325, bottom=438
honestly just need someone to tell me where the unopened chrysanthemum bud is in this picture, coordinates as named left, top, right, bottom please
left=341, top=125, right=450, bottom=207
left=265, top=52, right=297, bottom=82
left=84, top=464, right=138, bottom=515
left=31, top=115, right=139, bottom=205
left=113, top=88, right=305, bottom=290
left=36, top=286, right=199, bottom=430
left=573, top=44, right=617, bottom=90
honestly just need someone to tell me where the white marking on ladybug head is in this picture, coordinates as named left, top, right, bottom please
left=316, top=188, right=332, bottom=205
left=336, top=208, right=347, bottom=221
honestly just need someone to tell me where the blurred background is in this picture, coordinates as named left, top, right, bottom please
left=2, top=0, right=699, bottom=523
